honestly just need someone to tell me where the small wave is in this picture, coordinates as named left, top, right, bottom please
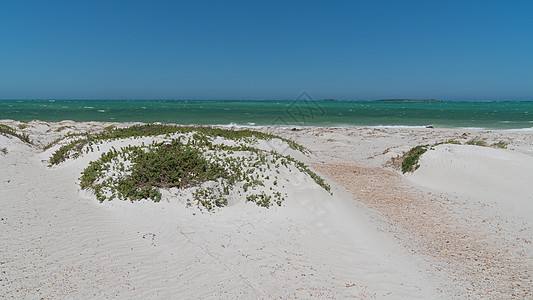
left=506, top=127, right=533, bottom=132
left=372, top=125, right=431, bottom=129
left=84, top=106, right=94, bottom=109
left=98, top=109, right=106, bottom=113
left=214, top=122, right=251, bottom=128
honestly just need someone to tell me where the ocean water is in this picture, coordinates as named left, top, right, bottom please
left=1, top=100, right=532, bottom=130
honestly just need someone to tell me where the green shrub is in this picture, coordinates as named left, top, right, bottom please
left=401, top=145, right=429, bottom=173
left=491, top=141, right=508, bottom=149
left=434, top=139, right=461, bottom=146
left=466, top=138, right=487, bottom=146
left=77, top=130, right=329, bottom=210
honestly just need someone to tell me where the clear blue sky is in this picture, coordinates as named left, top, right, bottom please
left=1, top=0, right=532, bottom=100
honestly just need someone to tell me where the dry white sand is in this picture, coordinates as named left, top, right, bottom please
left=270, top=126, right=533, bottom=298
left=1, top=120, right=533, bottom=298
left=409, top=144, right=533, bottom=223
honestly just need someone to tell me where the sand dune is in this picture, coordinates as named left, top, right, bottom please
left=2, top=121, right=533, bottom=298
left=409, top=144, right=533, bottom=224
left=1, top=121, right=438, bottom=299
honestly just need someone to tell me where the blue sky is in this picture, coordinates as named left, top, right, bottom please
left=1, top=0, right=532, bottom=100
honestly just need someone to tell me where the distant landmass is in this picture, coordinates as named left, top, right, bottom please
left=321, top=99, right=442, bottom=102
left=375, top=99, right=442, bottom=102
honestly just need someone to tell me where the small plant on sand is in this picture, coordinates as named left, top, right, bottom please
left=55, top=126, right=71, bottom=132
left=466, top=138, right=487, bottom=147
left=0, top=124, right=32, bottom=145
left=401, top=145, right=429, bottom=173
left=0, top=147, right=7, bottom=155
left=434, top=139, right=461, bottom=146
left=491, top=141, right=508, bottom=149
left=43, top=133, right=87, bottom=151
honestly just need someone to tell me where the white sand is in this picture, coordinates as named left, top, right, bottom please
left=265, top=126, right=533, bottom=298
left=1, top=120, right=533, bottom=298
left=409, top=144, right=533, bottom=225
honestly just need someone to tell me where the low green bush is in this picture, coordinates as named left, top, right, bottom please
left=76, top=128, right=329, bottom=210
left=401, top=145, right=429, bottom=173
left=491, top=141, right=508, bottom=149
left=466, top=138, right=487, bottom=146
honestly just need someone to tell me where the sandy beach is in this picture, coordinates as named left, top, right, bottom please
left=1, top=120, right=532, bottom=299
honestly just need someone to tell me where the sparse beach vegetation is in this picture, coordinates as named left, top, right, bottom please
left=401, top=145, right=429, bottom=173
left=464, top=138, right=509, bottom=149
left=491, top=141, right=509, bottom=149
left=0, top=124, right=33, bottom=145
left=48, top=124, right=307, bottom=165
left=55, top=125, right=72, bottom=132
left=466, top=138, right=487, bottom=147
left=434, top=139, right=461, bottom=146
left=48, top=124, right=329, bottom=210
left=401, top=140, right=469, bottom=173
left=399, top=138, right=512, bottom=173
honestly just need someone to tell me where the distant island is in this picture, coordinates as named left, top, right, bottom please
left=375, top=99, right=442, bottom=102
left=321, top=99, right=443, bottom=102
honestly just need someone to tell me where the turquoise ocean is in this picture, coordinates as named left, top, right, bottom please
left=1, top=100, right=533, bottom=130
